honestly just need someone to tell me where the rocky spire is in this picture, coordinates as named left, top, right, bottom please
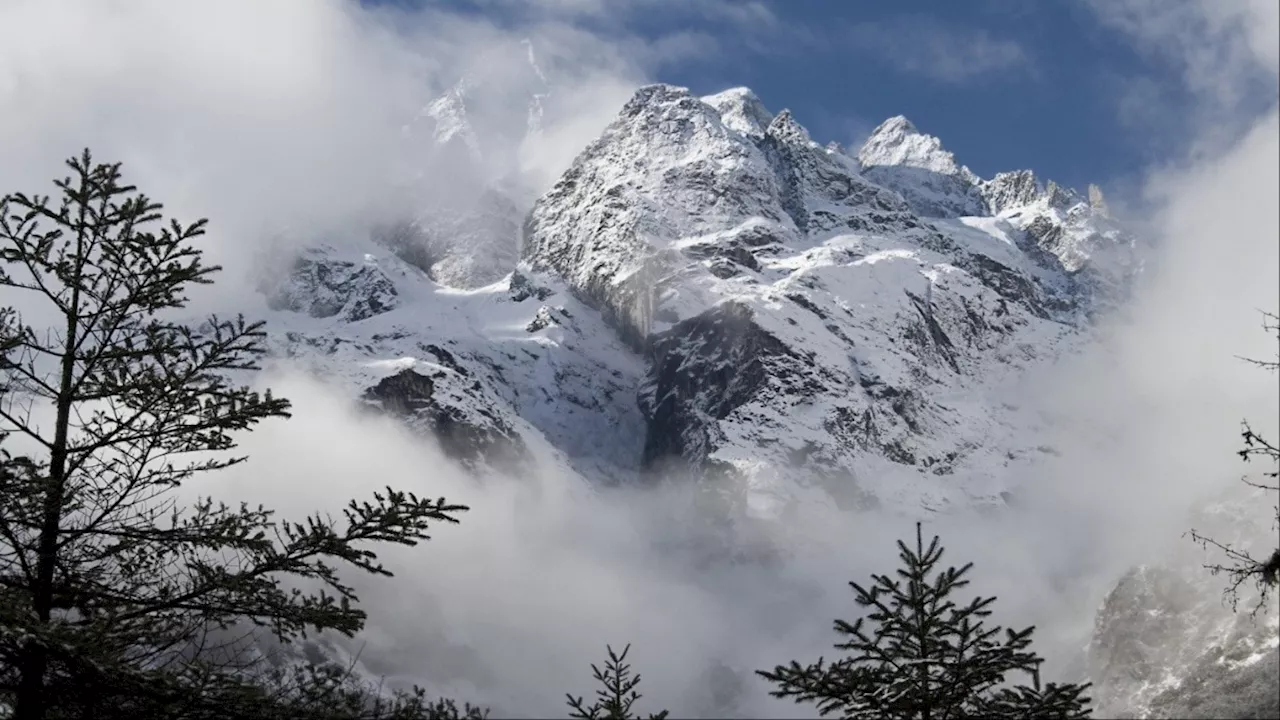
left=1088, top=184, right=1111, bottom=218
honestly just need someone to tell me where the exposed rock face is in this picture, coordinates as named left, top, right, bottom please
left=701, top=87, right=774, bottom=139
left=263, top=240, right=648, bottom=485
left=265, top=249, right=399, bottom=322
left=856, top=115, right=1142, bottom=305
left=1088, top=484, right=1280, bottom=719
left=362, top=365, right=530, bottom=472
left=983, top=170, right=1043, bottom=214
left=1091, top=564, right=1279, bottom=719
left=640, top=301, right=797, bottom=468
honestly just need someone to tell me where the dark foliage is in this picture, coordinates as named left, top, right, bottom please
left=0, top=150, right=474, bottom=719
left=757, top=523, right=1092, bottom=719
left=566, top=644, right=669, bottom=720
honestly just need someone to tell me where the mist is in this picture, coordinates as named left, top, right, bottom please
left=1, top=0, right=1277, bottom=716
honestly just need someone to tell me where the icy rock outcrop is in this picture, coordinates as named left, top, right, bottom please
left=362, top=365, right=531, bottom=472
left=265, top=249, right=399, bottom=323
left=855, top=117, right=1143, bottom=303
left=984, top=175, right=1142, bottom=305
left=419, top=188, right=522, bottom=288
left=1090, top=565, right=1279, bottom=719
left=373, top=188, right=523, bottom=290
left=1088, top=484, right=1280, bottom=718
left=701, top=87, right=774, bottom=139
left=263, top=241, right=648, bottom=486
left=983, top=169, right=1043, bottom=214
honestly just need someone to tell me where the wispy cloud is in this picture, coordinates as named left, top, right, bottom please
left=1085, top=0, right=1279, bottom=156
left=1023, top=0, right=1280, bottom=647
left=845, top=16, right=1035, bottom=86
left=445, top=0, right=806, bottom=68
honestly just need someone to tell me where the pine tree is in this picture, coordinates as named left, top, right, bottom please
left=0, top=150, right=470, bottom=719
left=566, top=644, right=669, bottom=720
left=757, top=523, right=1092, bottom=719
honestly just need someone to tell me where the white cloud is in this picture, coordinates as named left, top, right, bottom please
left=1088, top=0, right=1278, bottom=100
left=446, top=0, right=801, bottom=65
left=204, top=371, right=917, bottom=717
left=1088, top=0, right=1280, bottom=154
left=0, top=0, right=648, bottom=307
left=845, top=16, right=1035, bottom=85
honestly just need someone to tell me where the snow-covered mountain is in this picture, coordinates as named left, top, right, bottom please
left=520, top=83, right=1139, bottom=511
left=260, top=81, right=1144, bottom=508
left=246, top=78, right=1278, bottom=717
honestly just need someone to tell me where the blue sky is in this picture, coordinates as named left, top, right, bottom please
left=647, top=1, right=1181, bottom=191
left=376, top=0, right=1278, bottom=197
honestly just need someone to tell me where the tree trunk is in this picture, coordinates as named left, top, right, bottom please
left=15, top=186, right=87, bottom=720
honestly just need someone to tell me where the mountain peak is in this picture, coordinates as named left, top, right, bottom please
left=627, top=83, right=692, bottom=104
left=859, top=114, right=963, bottom=177
left=766, top=108, right=812, bottom=145
left=857, top=114, right=986, bottom=217
left=701, top=86, right=774, bottom=137
left=873, top=114, right=920, bottom=137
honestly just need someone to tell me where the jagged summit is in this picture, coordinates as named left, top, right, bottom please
left=765, top=108, right=813, bottom=145
left=702, top=86, right=774, bottom=137
left=857, top=114, right=985, bottom=217
left=859, top=115, right=966, bottom=176
left=874, top=114, right=919, bottom=135
left=848, top=110, right=1139, bottom=287
left=516, top=79, right=1143, bottom=506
